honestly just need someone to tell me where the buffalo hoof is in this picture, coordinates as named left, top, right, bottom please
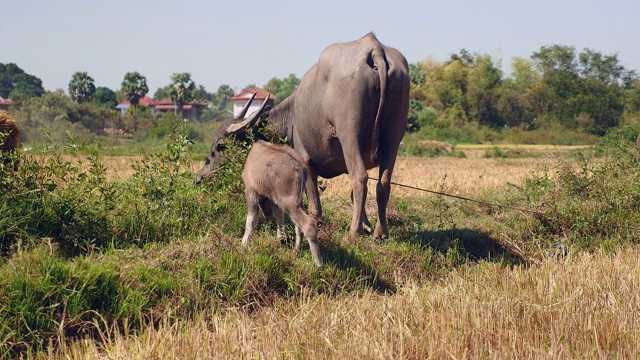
left=373, top=224, right=389, bottom=240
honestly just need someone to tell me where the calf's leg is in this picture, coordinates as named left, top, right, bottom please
left=285, top=204, right=322, bottom=267
left=242, top=192, right=260, bottom=246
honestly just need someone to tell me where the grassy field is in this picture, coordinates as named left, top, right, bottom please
left=3, top=134, right=640, bottom=359
left=60, top=248, right=640, bottom=359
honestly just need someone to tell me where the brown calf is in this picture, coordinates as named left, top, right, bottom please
left=241, top=140, right=323, bottom=267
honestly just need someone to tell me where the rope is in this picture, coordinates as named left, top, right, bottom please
left=367, top=176, right=640, bottom=232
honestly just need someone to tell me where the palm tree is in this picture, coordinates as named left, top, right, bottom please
left=121, top=72, right=149, bottom=131
left=68, top=71, right=96, bottom=103
left=216, top=84, right=235, bottom=110
left=168, top=72, right=196, bottom=118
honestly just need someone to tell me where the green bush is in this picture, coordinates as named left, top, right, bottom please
left=516, top=126, right=640, bottom=248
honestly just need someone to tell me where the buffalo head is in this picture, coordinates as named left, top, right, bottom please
left=195, top=93, right=270, bottom=184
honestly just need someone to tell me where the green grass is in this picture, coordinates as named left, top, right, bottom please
left=3, top=122, right=640, bottom=357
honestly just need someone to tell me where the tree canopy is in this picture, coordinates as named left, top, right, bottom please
left=168, top=72, right=196, bottom=117
left=264, top=74, right=299, bottom=103
left=409, top=46, right=639, bottom=135
left=121, top=72, right=149, bottom=130
left=93, top=86, right=118, bottom=109
left=68, top=71, right=96, bottom=104
left=0, top=63, right=45, bottom=99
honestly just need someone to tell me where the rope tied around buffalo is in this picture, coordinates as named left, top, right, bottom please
left=367, top=176, right=640, bottom=233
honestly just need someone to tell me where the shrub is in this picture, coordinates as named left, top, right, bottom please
left=517, top=126, right=640, bottom=249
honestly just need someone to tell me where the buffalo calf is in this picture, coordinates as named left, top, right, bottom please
left=241, top=140, right=322, bottom=267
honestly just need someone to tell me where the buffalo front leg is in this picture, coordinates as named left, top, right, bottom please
left=305, top=169, right=323, bottom=220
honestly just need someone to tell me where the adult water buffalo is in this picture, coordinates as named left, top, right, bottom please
left=196, top=33, right=409, bottom=239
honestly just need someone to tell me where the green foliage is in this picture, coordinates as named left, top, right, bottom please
left=121, top=72, right=149, bottom=130
left=0, top=62, right=45, bottom=99
left=152, top=87, right=169, bottom=101
left=407, top=100, right=439, bottom=133
left=409, top=45, right=639, bottom=140
left=516, top=126, right=640, bottom=247
left=263, top=74, right=299, bottom=103
left=11, top=91, right=120, bottom=144
left=168, top=72, right=196, bottom=117
left=215, top=84, right=235, bottom=106
left=93, top=86, right=118, bottom=109
left=5, top=119, right=640, bottom=357
left=68, top=71, right=96, bottom=104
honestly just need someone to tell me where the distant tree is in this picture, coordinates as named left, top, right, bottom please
left=121, top=71, right=149, bottom=131
left=263, top=74, right=299, bottom=103
left=409, top=63, right=426, bottom=86
left=530, top=45, right=580, bottom=125
left=68, top=71, right=96, bottom=103
left=93, top=86, right=118, bottom=109
left=153, top=87, right=169, bottom=100
left=626, top=78, right=640, bottom=115
left=215, top=84, right=235, bottom=109
left=495, top=58, right=539, bottom=128
left=449, top=48, right=474, bottom=66
left=531, top=45, right=632, bottom=134
left=465, top=54, right=503, bottom=127
left=0, top=62, right=45, bottom=99
left=201, top=103, right=230, bottom=122
left=168, top=72, right=196, bottom=117
left=193, top=85, right=214, bottom=102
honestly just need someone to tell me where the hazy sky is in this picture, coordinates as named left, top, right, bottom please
left=3, top=0, right=639, bottom=95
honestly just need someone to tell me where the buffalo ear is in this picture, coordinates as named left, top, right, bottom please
left=225, top=95, right=271, bottom=134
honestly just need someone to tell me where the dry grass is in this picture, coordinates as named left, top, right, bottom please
left=83, top=144, right=578, bottom=196
left=322, top=156, right=556, bottom=198
left=30, top=145, right=580, bottom=200
left=57, top=247, right=640, bottom=359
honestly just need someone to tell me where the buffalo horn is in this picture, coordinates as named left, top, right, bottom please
left=234, top=93, right=257, bottom=120
left=226, top=95, right=270, bottom=134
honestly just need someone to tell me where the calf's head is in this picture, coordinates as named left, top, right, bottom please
left=195, top=93, right=270, bottom=185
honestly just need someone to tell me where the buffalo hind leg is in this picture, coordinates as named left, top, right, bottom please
left=350, top=171, right=368, bottom=236
left=374, top=145, right=400, bottom=239
left=242, top=193, right=260, bottom=246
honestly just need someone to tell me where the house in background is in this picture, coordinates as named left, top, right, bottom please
left=0, top=97, right=13, bottom=111
left=115, top=96, right=157, bottom=115
left=231, top=87, right=275, bottom=119
left=115, top=96, right=209, bottom=122
left=115, top=87, right=274, bottom=122
left=153, top=98, right=210, bottom=122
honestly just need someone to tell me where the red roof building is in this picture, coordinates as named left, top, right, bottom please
left=115, top=96, right=157, bottom=114
left=115, top=96, right=208, bottom=122
left=153, top=98, right=209, bottom=122
left=0, top=97, right=14, bottom=111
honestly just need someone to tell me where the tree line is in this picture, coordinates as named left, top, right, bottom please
left=409, top=45, right=640, bottom=136
left=2, top=43, right=640, bottom=143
